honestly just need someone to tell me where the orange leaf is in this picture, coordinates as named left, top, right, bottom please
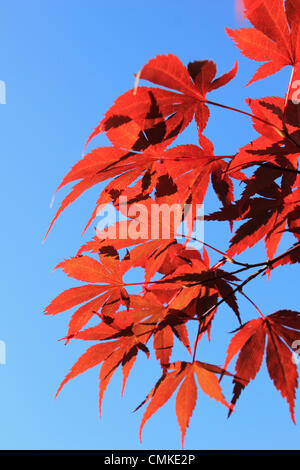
left=175, top=369, right=197, bottom=448
left=44, top=284, right=106, bottom=315
left=56, top=342, right=115, bottom=398
left=193, top=362, right=231, bottom=410
left=56, top=256, right=121, bottom=284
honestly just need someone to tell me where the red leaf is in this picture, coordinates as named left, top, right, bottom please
left=140, top=54, right=194, bottom=94
left=223, top=311, right=300, bottom=420
left=44, top=284, right=106, bottom=315
left=66, top=293, right=109, bottom=339
left=56, top=256, right=122, bottom=284
left=265, top=322, right=298, bottom=423
left=193, top=362, right=230, bottom=409
left=138, top=368, right=184, bottom=443
left=153, top=326, right=174, bottom=373
left=227, top=0, right=296, bottom=84
left=175, top=369, right=197, bottom=448
left=55, top=342, right=116, bottom=398
left=138, top=361, right=231, bottom=447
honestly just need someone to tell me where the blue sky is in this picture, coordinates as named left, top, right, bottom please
left=0, top=0, right=299, bottom=450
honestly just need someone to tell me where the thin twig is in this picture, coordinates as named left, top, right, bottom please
left=204, top=98, right=300, bottom=151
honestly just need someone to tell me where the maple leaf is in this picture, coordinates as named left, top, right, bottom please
left=46, top=137, right=239, bottom=238
left=207, top=194, right=288, bottom=260
left=45, top=146, right=154, bottom=238
left=271, top=242, right=300, bottom=268
left=229, top=97, right=300, bottom=180
left=139, top=55, right=238, bottom=138
left=85, top=54, right=238, bottom=150
left=227, top=0, right=300, bottom=86
left=226, top=182, right=300, bottom=260
left=136, top=360, right=234, bottom=448
left=76, top=192, right=207, bottom=284
left=150, top=141, right=241, bottom=214
left=56, top=308, right=151, bottom=411
left=86, top=87, right=194, bottom=152
left=161, top=256, right=242, bottom=325
left=45, top=249, right=129, bottom=338
left=207, top=97, right=300, bottom=259
left=223, top=310, right=300, bottom=422
left=127, top=292, right=192, bottom=373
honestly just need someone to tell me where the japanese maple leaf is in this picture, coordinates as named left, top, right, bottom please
left=56, top=290, right=189, bottom=408
left=91, top=143, right=226, bottom=233
left=136, top=360, right=235, bottom=448
left=157, top=250, right=242, bottom=327
left=223, top=310, right=300, bottom=422
left=44, top=248, right=129, bottom=338
left=77, top=193, right=206, bottom=284
left=44, top=145, right=161, bottom=239
left=55, top=308, right=151, bottom=412
left=86, top=87, right=194, bottom=153
left=150, top=141, right=241, bottom=213
left=85, top=54, right=238, bottom=149
left=229, top=97, right=300, bottom=183
left=271, top=242, right=300, bottom=269
left=109, top=139, right=243, bottom=234
left=207, top=97, right=300, bottom=259
left=138, top=54, right=238, bottom=138
left=98, top=142, right=241, bottom=245
left=208, top=174, right=300, bottom=260
left=207, top=191, right=290, bottom=260
left=46, top=96, right=197, bottom=239
left=227, top=0, right=300, bottom=86
left=46, top=136, right=238, bottom=239
left=128, top=293, right=192, bottom=373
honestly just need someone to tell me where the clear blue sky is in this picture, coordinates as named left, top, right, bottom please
left=0, top=0, right=299, bottom=450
